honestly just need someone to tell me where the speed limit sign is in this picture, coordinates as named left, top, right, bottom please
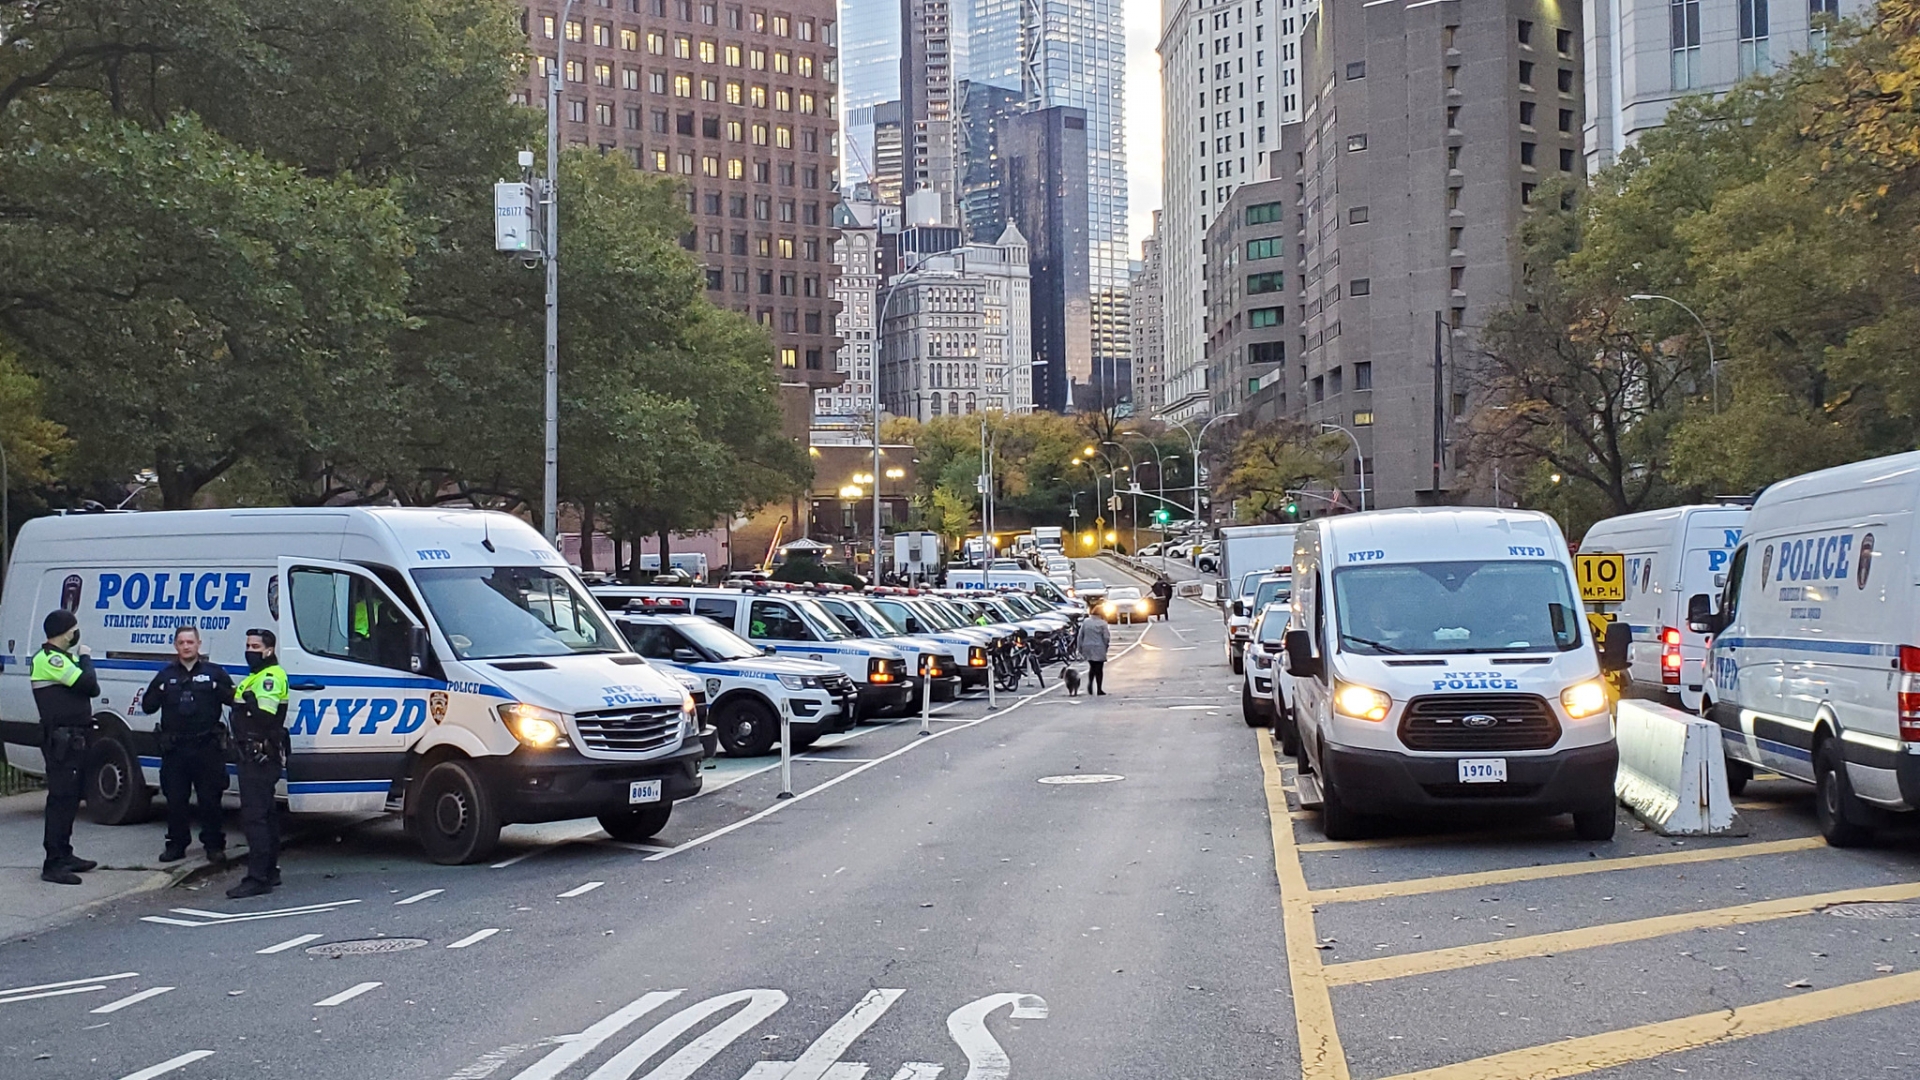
left=1575, top=552, right=1626, bottom=602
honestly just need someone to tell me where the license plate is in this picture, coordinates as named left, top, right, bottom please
left=628, top=780, right=662, bottom=804
left=1457, top=758, right=1508, bottom=784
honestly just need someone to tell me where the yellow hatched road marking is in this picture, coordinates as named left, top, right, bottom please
left=1323, top=879, right=1920, bottom=986
left=1376, top=968, right=1920, bottom=1080
left=1258, top=728, right=1350, bottom=1080
left=1306, top=836, right=1825, bottom=905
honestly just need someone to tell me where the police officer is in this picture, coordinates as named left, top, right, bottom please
left=142, top=625, right=234, bottom=864
left=31, top=610, right=99, bottom=885
left=227, top=628, right=288, bottom=899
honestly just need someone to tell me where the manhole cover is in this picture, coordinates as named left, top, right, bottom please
left=306, top=937, right=430, bottom=956
left=1823, top=902, right=1920, bottom=920
left=1038, top=774, right=1125, bottom=785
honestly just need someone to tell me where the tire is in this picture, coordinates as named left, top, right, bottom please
left=1242, top=680, right=1265, bottom=728
left=598, top=802, right=672, bottom=842
left=714, top=697, right=778, bottom=757
left=790, top=730, right=821, bottom=751
left=1815, top=739, right=1874, bottom=848
left=407, top=759, right=502, bottom=865
left=1725, top=755, right=1752, bottom=797
left=1277, top=708, right=1301, bottom=759
left=1230, top=647, right=1244, bottom=676
left=1572, top=805, right=1617, bottom=842
left=83, top=730, right=154, bottom=825
left=1318, top=772, right=1366, bottom=841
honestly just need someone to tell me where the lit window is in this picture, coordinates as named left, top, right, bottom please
left=565, top=60, right=585, bottom=82
left=751, top=85, right=767, bottom=107
left=594, top=62, right=613, bottom=86
left=674, top=36, right=691, bottom=59
left=674, top=74, right=692, bottom=96
left=594, top=24, right=611, bottom=46
left=647, top=32, right=666, bottom=54
left=775, top=124, right=792, bottom=148
left=772, top=14, right=789, bottom=36
left=699, top=40, right=716, bottom=63
left=781, top=348, right=798, bottom=368
left=797, top=92, right=813, bottom=114
left=702, top=155, right=719, bottom=176
left=750, top=48, right=766, bottom=70
left=565, top=19, right=584, bottom=42
left=797, top=56, right=813, bottom=78
left=621, top=28, right=639, bottom=50
left=752, top=122, right=768, bottom=144
left=653, top=149, right=669, bottom=171
left=542, top=15, right=557, bottom=38
left=701, top=77, right=717, bottom=99
left=774, top=51, right=791, bottom=74
left=727, top=157, right=744, bottom=178
left=623, top=67, right=640, bottom=89
left=596, top=102, right=614, bottom=125
left=727, top=80, right=743, bottom=104
left=726, top=44, right=742, bottom=66
left=727, top=119, right=743, bottom=141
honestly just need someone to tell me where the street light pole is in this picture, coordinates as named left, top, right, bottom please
left=1628, top=293, right=1719, bottom=413
left=1105, top=440, right=1138, bottom=556
left=1166, top=412, right=1239, bottom=530
left=1319, top=422, right=1367, bottom=512
left=538, top=0, right=577, bottom=542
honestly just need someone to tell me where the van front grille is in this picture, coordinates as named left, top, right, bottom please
left=1399, top=693, right=1560, bottom=752
left=574, top=706, right=681, bottom=754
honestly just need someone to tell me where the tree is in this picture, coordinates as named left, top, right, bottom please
left=1219, top=422, right=1341, bottom=523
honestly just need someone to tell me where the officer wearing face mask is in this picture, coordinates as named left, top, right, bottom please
left=142, top=625, right=234, bottom=865
left=31, top=610, right=99, bottom=885
left=227, top=628, right=288, bottom=899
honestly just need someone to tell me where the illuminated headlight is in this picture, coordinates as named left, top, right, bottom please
left=680, top=691, right=698, bottom=737
left=1100, top=602, right=1116, bottom=615
left=498, top=703, right=566, bottom=748
left=1561, top=680, right=1610, bottom=719
left=778, top=674, right=822, bottom=691
left=969, top=646, right=988, bottom=667
left=1332, top=682, right=1392, bottom=722
left=1133, top=599, right=1150, bottom=612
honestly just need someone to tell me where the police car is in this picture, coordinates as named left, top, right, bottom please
left=609, top=599, right=855, bottom=757
left=591, top=583, right=915, bottom=720
left=810, top=591, right=968, bottom=700
left=865, top=589, right=1001, bottom=690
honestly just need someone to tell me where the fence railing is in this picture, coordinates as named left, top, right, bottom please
left=0, top=762, right=45, bottom=797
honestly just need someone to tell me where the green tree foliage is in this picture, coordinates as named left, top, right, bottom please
left=1219, top=423, right=1341, bottom=523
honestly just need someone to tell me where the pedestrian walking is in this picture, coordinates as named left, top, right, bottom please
left=1076, top=614, right=1111, bottom=696
left=31, top=610, right=98, bottom=885
left=227, top=629, right=288, bottom=899
left=142, top=626, right=233, bottom=865
left=1152, top=576, right=1174, bottom=620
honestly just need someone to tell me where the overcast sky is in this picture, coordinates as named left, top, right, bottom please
left=1125, top=0, right=1163, bottom=258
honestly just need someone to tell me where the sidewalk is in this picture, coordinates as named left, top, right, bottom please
left=0, top=790, right=242, bottom=940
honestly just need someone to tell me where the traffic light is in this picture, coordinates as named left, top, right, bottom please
left=1151, top=507, right=1171, bottom=526
left=1284, top=499, right=1299, bottom=517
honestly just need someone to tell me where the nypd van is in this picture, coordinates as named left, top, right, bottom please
left=1577, top=503, right=1748, bottom=711
left=609, top=598, right=854, bottom=756
left=0, top=509, right=702, bottom=864
left=592, top=584, right=914, bottom=719
left=1283, top=509, right=1624, bottom=842
left=1693, top=452, right=1920, bottom=846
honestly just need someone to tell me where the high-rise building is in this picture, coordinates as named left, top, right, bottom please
left=902, top=0, right=961, bottom=224
left=522, top=0, right=844, bottom=396
left=1264, top=0, right=1585, bottom=507
left=1000, top=106, right=1092, bottom=414
left=1158, top=0, right=1318, bottom=421
left=839, top=0, right=903, bottom=187
left=1204, top=178, right=1288, bottom=417
left=871, top=99, right=906, bottom=203
left=1130, top=212, right=1167, bottom=417
left=956, top=80, right=1026, bottom=243
left=818, top=198, right=887, bottom=436
left=1584, top=0, right=1866, bottom=172
left=875, top=228, right=1032, bottom=421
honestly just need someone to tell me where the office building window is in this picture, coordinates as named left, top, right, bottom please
left=1246, top=238, right=1283, bottom=260
left=1352, top=410, right=1374, bottom=427
left=1521, top=141, right=1536, bottom=166
left=1517, top=19, right=1533, bottom=44
left=780, top=348, right=797, bottom=368
left=1520, top=101, right=1535, bottom=126
left=1349, top=279, right=1371, bottom=297
left=1739, top=0, right=1771, bottom=75
left=1559, top=108, right=1574, bottom=133
left=1246, top=201, right=1284, bottom=225
left=1249, top=307, right=1283, bottom=328
left=1345, top=134, right=1368, bottom=152
left=1560, top=147, right=1575, bottom=171
left=1347, top=206, right=1368, bottom=224
left=1247, top=272, right=1284, bottom=294
left=1557, top=67, right=1574, bottom=92
left=1345, top=61, right=1365, bottom=80
left=1557, top=27, right=1573, bottom=55
left=1671, top=0, right=1701, bottom=89
left=1519, top=60, right=1534, bottom=87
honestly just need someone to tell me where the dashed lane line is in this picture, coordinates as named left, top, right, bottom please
left=0, top=972, right=138, bottom=1006
left=557, top=881, right=604, bottom=898
left=1377, top=968, right=1920, bottom=1080
left=1257, top=726, right=1351, bottom=1080
left=396, top=889, right=444, bottom=905
left=1303, top=836, right=1827, bottom=905
left=313, top=981, right=383, bottom=1007
left=257, top=933, right=323, bottom=955
left=91, top=986, right=175, bottom=1014
left=1322, top=879, right=1920, bottom=986
left=115, top=1050, right=215, bottom=1080
left=448, top=928, right=502, bottom=949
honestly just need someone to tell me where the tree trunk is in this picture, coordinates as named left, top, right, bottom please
left=578, top=498, right=596, bottom=573
left=658, top=529, right=672, bottom=580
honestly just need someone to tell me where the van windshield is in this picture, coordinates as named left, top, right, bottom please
left=413, top=566, right=625, bottom=660
left=1332, top=560, right=1583, bottom=655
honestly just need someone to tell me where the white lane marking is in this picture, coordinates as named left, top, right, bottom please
left=598, top=840, right=677, bottom=854
left=142, top=900, right=359, bottom=927
left=887, top=1067, right=945, bottom=1080
left=91, top=986, right=176, bottom=1014
left=490, top=849, right=547, bottom=869
left=785, top=988, right=908, bottom=1080
left=396, top=889, right=444, bottom=906
left=0, top=984, right=110, bottom=1006
left=1037, top=774, right=1124, bottom=785
left=313, top=981, right=383, bottom=1007
left=488, top=821, right=609, bottom=868
left=0, top=972, right=138, bottom=998
left=1166, top=647, right=1197, bottom=651
left=1165, top=704, right=1216, bottom=710
left=257, top=933, right=324, bottom=955
left=739, top=1062, right=872, bottom=1079
left=583, top=989, right=787, bottom=1080
left=448, top=928, right=503, bottom=949
left=506, top=991, right=685, bottom=1080
left=947, top=993, right=1048, bottom=1080
left=792, top=756, right=880, bottom=763
left=169, top=908, right=244, bottom=920
left=115, top=1050, right=215, bottom=1080
left=558, top=881, right=605, bottom=899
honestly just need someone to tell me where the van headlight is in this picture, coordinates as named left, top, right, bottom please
left=1561, top=680, right=1610, bottom=719
left=498, top=703, right=566, bottom=748
left=1333, top=682, right=1392, bottom=722
left=778, top=674, right=821, bottom=691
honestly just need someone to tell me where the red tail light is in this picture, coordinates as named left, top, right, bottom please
left=1899, top=646, right=1920, bottom=743
left=1660, top=626, right=1683, bottom=685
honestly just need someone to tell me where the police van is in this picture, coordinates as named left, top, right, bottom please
left=1283, top=508, right=1625, bottom=841
left=1693, top=452, right=1920, bottom=845
left=591, top=584, right=914, bottom=719
left=0, top=509, right=702, bottom=864
left=1577, top=503, right=1748, bottom=711
left=608, top=598, right=854, bottom=756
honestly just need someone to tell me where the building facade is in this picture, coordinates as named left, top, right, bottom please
left=1000, top=106, right=1092, bottom=414
left=1130, top=212, right=1167, bottom=417
left=902, top=0, right=961, bottom=224
left=817, top=199, right=885, bottom=435
left=1584, top=0, right=1864, bottom=172
left=1203, top=179, right=1289, bottom=417
left=523, top=0, right=844, bottom=392
left=956, top=80, right=1026, bottom=243
left=874, top=227, right=1033, bottom=421
left=839, top=0, right=902, bottom=187
left=1265, top=0, right=1584, bottom=508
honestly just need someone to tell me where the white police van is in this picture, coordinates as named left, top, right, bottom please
left=0, top=509, right=701, bottom=864
left=1577, top=503, right=1748, bottom=711
left=592, top=584, right=914, bottom=719
left=1694, top=452, right=1920, bottom=846
left=608, top=598, right=854, bottom=757
left=1283, top=508, right=1624, bottom=841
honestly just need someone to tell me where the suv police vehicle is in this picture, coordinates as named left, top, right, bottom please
left=809, top=592, right=967, bottom=700
left=609, top=598, right=855, bottom=757
left=867, top=590, right=1000, bottom=691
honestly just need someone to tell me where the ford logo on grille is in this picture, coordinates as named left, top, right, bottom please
left=1460, top=713, right=1500, bottom=729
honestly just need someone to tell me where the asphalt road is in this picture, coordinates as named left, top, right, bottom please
left=7, top=562, right=1920, bottom=1080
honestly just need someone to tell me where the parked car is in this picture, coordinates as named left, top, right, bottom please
left=1243, top=603, right=1291, bottom=737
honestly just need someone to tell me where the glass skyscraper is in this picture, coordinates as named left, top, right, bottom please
left=838, top=0, right=902, bottom=188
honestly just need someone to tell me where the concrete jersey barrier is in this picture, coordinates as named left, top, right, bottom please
left=1614, top=699, right=1748, bottom=836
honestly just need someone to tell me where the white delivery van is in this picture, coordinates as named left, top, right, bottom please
left=1283, top=508, right=1624, bottom=841
left=1694, top=451, right=1920, bottom=846
left=1578, top=503, right=1748, bottom=711
left=1217, top=524, right=1296, bottom=600
left=0, top=509, right=702, bottom=864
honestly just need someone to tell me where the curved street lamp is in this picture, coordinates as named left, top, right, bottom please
left=1628, top=293, right=1719, bottom=413
left=1318, top=422, right=1367, bottom=512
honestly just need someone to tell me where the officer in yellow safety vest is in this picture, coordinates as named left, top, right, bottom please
left=227, top=628, right=289, bottom=899
left=30, top=610, right=99, bottom=885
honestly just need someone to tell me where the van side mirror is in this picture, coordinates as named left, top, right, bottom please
left=408, top=626, right=431, bottom=674
left=1601, top=623, right=1631, bottom=672
left=1232, top=599, right=1248, bottom=617
left=1687, top=593, right=1720, bottom=635
left=672, top=647, right=701, bottom=665
left=1283, top=628, right=1322, bottom=679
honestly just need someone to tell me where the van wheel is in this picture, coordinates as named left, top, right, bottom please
left=1241, top=681, right=1265, bottom=727
left=1573, top=805, right=1617, bottom=842
left=1815, top=740, right=1874, bottom=848
left=790, top=730, right=822, bottom=751
left=1725, top=755, right=1752, bottom=797
left=599, top=802, right=672, bottom=842
left=83, top=731, right=153, bottom=825
left=1318, top=773, right=1367, bottom=841
left=1277, top=709, right=1301, bottom=759
left=408, top=759, right=502, bottom=865
left=1229, top=646, right=1244, bottom=676
left=714, top=698, right=778, bottom=757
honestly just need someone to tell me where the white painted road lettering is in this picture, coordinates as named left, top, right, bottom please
left=141, top=899, right=360, bottom=927
left=581, top=988, right=788, bottom=1080
left=946, top=994, right=1048, bottom=1080
left=0, top=971, right=138, bottom=1007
